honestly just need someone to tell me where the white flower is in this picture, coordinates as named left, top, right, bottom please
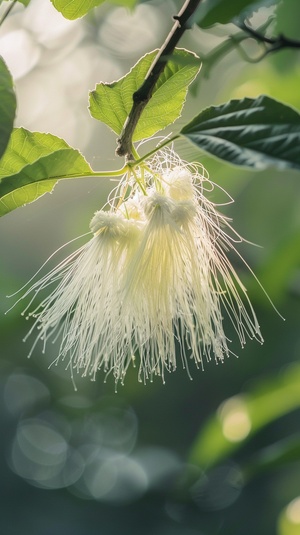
left=16, top=211, right=141, bottom=384
left=12, top=148, right=264, bottom=386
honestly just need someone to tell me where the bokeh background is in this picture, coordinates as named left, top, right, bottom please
left=0, top=1, right=300, bottom=534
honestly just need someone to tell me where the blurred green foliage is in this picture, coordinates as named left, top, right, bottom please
left=0, top=57, right=16, bottom=158
left=0, top=1, right=300, bottom=535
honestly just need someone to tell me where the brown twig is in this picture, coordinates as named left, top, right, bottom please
left=116, top=0, right=202, bottom=160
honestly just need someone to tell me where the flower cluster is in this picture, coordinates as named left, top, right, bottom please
left=16, top=149, right=263, bottom=386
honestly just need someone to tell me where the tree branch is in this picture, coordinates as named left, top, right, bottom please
left=239, top=20, right=300, bottom=55
left=116, top=0, right=202, bottom=160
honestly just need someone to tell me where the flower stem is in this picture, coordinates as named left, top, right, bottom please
left=132, top=135, right=180, bottom=166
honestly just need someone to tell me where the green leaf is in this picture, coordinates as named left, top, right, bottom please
left=108, top=0, right=138, bottom=7
left=189, top=363, right=300, bottom=469
left=50, top=0, right=105, bottom=19
left=278, top=497, right=300, bottom=535
left=0, top=128, right=93, bottom=217
left=196, top=0, right=274, bottom=28
left=89, top=48, right=200, bottom=142
left=0, top=57, right=16, bottom=159
left=181, top=95, right=300, bottom=170
left=48, top=0, right=138, bottom=15
left=50, top=0, right=138, bottom=18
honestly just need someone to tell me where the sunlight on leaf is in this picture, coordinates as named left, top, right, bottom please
left=189, top=362, right=300, bottom=468
left=0, top=128, right=93, bottom=216
left=181, top=95, right=300, bottom=170
left=89, top=48, right=200, bottom=142
left=108, top=0, right=138, bottom=7
left=278, top=496, right=300, bottom=535
left=51, top=0, right=105, bottom=19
